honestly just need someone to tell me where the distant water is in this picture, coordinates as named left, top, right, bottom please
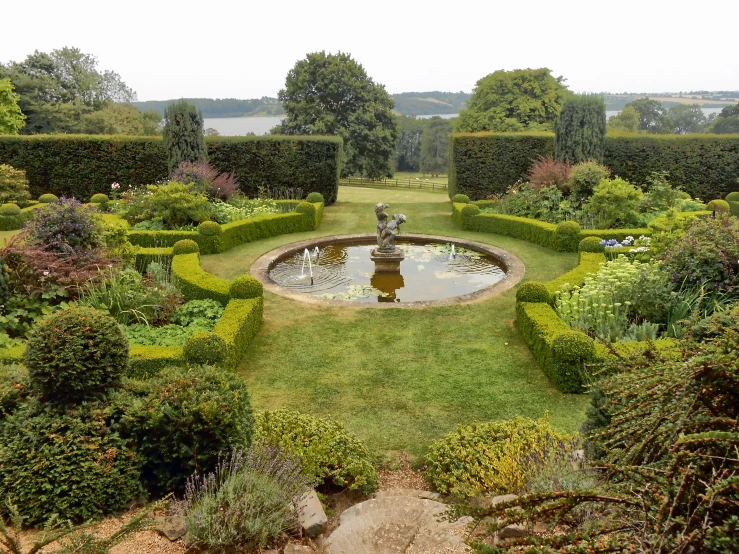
left=203, top=113, right=459, bottom=136
left=416, top=113, right=458, bottom=120
left=606, top=107, right=724, bottom=119
left=203, top=116, right=286, bottom=136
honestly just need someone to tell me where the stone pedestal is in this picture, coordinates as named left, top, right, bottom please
left=370, top=248, right=405, bottom=272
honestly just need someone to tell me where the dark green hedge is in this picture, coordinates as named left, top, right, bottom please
left=449, top=132, right=739, bottom=201
left=449, top=133, right=554, bottom=200
left=0, top=135, right=342, bottom=204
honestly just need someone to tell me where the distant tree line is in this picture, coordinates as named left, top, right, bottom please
left=393, top=115, right=453, bottom=174
left=133, top=97, right=285, bottom=118
left=608, top=98, right=739, bottom=134
left=0, top=47, right=161, bottom=135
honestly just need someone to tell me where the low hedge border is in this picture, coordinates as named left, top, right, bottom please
left=127, top=201, right=324, bottom=253
left=515, top=251, right=681, bottom=392
left=516, top=301, right=594, bottom=393
left=453, top=203, right=711, bottom=253
left=171, top=252, right=231, bottom=305
left=128, top=345, right=185, bottom=379
left=211, top=297, right=264, bottom=371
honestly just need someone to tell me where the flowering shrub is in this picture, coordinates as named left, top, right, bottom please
left=117, top=182, right=213, bottom=229
left=211, top=199, right=279, bottom=223
left=662, top=214, right=739, bottom=291
left=172, top=161, right=239, bottom=200
left=24, top=197, right=103, bottom=254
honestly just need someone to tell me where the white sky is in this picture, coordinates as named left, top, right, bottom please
left=2, top=0, right=738, bottom=101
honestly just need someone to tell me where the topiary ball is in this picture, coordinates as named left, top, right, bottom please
left=516, top=282, right=550, bottom=304
left=556, top=220, right=582, bottom=236
left=24, top=307, right=129, bottom=403
left=90, top=193, right=109, bottom=204
left=117, top=365, right=253, bottom=495
left=183, top=331, right=227, bottom=366
left=726, top=192, right=739, bottom=202
left=707, top=199, right=730, bottom=213
left=306, top=192, right=325, bottom=204
left=460, top=204, right=480, bottom=218
left=38, top=194, right=59, bottom=203
left=0, top=401, right=144, bottom=525
left=579, top=236, right=605, bottom=252
left=452, top=194, right=470, bottom=204
left=198, top=220, right=222, bottom=236
left=0, top=203, right=21, bottom=217
left=173, top=239, right=200, bottom=255
left=229, top=275, right=264, bottom=299
left=553, top=331, right=595, bottom=363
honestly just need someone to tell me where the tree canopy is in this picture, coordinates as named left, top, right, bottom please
left=420, top=117, right=452, bottom=175
left=0, top=47, right=157, bottom=135
left=162, top=100, right=207, bottom=174
left=0, top=78, right=25, bottom=134
left=273, top=51, right=399, bottom=178
left=607, top=105, right=639, bottom=132
left=455, top=68, right=571, bottom=133
left=555, top=94, right=606, bottom=163
left=709, top=102, right=739, bottom=134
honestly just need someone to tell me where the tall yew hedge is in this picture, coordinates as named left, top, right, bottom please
left=449, top=132, right=739, bottom=201
left=0, top=135, right=342, bottom=204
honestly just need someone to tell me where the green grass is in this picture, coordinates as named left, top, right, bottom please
left=201, top=187, right=589, bottom=458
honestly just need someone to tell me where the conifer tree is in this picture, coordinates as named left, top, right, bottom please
left=162, top=100, right=207, bottom=174
left=555, top=94, right=606, bottom=163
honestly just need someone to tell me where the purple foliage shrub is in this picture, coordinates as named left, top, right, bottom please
left=172, top=161, right=239, bottom=200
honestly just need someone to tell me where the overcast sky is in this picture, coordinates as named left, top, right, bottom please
left=3, top=0, right=738, bottom=101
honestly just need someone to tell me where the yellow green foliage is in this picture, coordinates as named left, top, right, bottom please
left=424, top=415, right=572, bottom=497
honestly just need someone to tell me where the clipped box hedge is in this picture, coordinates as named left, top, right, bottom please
left=453, top=203, right=710, bottom=253
left=128, top=202, right=324, bottom=254
left=449, top=132, right=739, bottom=201
left=516, top=301, right=594, bottom=393
left=0, top=203, right=43, bottom=231
left=0, top=135, right=342, bottom=204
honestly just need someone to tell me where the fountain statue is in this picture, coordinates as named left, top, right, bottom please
left=371, top=203, right=407, bottom=272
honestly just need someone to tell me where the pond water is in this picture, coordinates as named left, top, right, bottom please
left=268, top=239, right=506, bottom=303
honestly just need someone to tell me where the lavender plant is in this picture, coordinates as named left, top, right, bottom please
left=183, top=442, right=316, bottom=551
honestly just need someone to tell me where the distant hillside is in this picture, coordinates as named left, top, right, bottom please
left=601, top=92, right=739, bottom=111
left=391, top=91, right=470, bottom=116
left=132, top=97, right=284, bottom=118
left=134, top=92, right=471, bottom=118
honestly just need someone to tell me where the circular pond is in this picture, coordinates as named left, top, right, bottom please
left=252, top=234, right=525, bottom=308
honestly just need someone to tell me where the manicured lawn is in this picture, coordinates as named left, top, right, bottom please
left=201, top=187, right=590, bottom=459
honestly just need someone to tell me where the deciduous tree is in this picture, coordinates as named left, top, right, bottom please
left=456, top=68, right=571, bottom=132
left=420, top=117, right=452, bottom=175
left=274, top=51, right=398, bottom=178
left=0, top=78, right=25, bottom=134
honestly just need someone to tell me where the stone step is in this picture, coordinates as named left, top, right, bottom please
left=325, top=495, right=471, bottom=554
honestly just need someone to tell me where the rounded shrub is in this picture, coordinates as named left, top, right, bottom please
left=0, top=401, right=144, bottom=525
left=183, top=331, right=227, bottom=365
left=255, top=410, right=378, bottom=494
left=553, top=331, right=595, bottom=362
left=0, top=203, right=20, bottom=216
left=306, top=192, right=325, bottom=203
left=295, top=201, right=316, bottom=217
left=556, top=220, right=581, bottom=236
left=118, top=365, right=253, bottom=495
left=198, top=220, right=222, bottom=236
left=579, top=236, right=605, bottom=252
left=229, top=275, right=263, bottom=299
left=90, top=193, right=109, bottom=204
left=24, top=307, right=129, bottom=403
left=452, top=194, right=470, bottom=204
left=173, top=239, right=200, bottom=255
left=38, top=193, right=59, bottom=203
left=707, top=199, right=730, bottom=213
left=24, top=197, right=102, bottom=253
left=516, top=282, right=550, bottom=304
left=726, top=192, right=739, bottom=202
left=461, top=204, right=481, bottom=218
left=0, top=364, right=29, bottom=427
left=424, top=415, right=572, bottom=497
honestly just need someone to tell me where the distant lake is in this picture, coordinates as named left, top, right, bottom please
left=204, top=108, right=724, bottom=136
left=203, top=113, right=459, bottom=136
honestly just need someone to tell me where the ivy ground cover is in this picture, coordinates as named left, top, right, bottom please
left=201, top=187, right=590, bottom=458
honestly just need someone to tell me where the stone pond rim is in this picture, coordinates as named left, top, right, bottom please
left=250, top=233, right=525, bottom=309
